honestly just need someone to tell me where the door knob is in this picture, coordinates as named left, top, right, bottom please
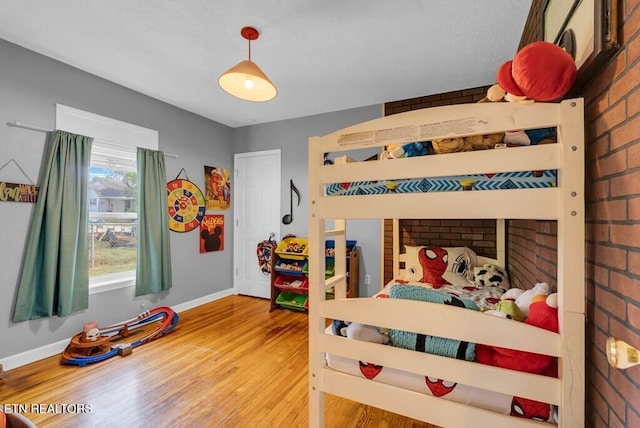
left=607, top=337, right=640, bottom=369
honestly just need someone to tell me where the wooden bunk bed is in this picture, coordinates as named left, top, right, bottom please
left=307, top=99, right=585, bottom=427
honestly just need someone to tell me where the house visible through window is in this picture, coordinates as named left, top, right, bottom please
left=55, top=104, right=159, bottom=294
left=88, top=142, right=137, bottom=281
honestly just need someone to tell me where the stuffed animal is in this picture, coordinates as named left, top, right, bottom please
left=481, top=83, right=507, bottom=103
left=331, top=319, right=389, bottom=344
left=484, top=288, right=524, bottom=321
left=475, top=293, right=559, bottom=374
left=485, top=297, right=524, bottom=321
left=498, top=295, right=524, bottom=321
left=401, top=142, right=431, bottom=157
left=472, top=263, right=509, bottom=288
left=495, top=41, right=577, bottom=103
left=515, top=282, right=551, bottom=318
left=503, top=128, right=557, bottom=146
left=431, top=133, right=504, bottom=154
left=382, top=141, right=431, bottom=159
left=430, top=85, right=505, bottom=154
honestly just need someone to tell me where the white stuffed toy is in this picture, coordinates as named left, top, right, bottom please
left=515, top=282, right=551, bottom=318
left=332, top=319, right=389, bottom=344
left=346, top=322, right=390, bottom=344
left=472, top=263, right=510, bottom=288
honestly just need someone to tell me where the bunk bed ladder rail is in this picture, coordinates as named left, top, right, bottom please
left=308, top=133, right=350, bottom=426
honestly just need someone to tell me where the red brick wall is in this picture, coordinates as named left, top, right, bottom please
left=384, top=1, right=640, bottom=426
left=384, top=87, right=490, bottom=116
left=582, top=1, right=640, bottom=426
left=506, top=220, right=557, bottom=290
left=383, top=219, right=498, bottom=285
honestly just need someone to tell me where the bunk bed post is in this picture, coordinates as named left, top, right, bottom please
left=557, top=98, right=586, bottom=427
left=496, top=219, right=506, bottom=267
left=308, top=135, right=325, bottom=428
left=392, top=218, right=400, bottom=279
left=333, top=219, right=348, bottom=300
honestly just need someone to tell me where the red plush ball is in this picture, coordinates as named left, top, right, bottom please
left=497, top=41, right=577, bottom=102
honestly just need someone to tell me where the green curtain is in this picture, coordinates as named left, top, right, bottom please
left=136, top=147, right=172, bottom=296
left=13, top=130, right=93, bottom=322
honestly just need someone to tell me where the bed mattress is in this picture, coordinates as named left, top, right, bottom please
left=325, top=170, right=557, bottom=196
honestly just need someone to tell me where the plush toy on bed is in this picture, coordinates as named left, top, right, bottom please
left=485, top=292, right=524, bottom=321
left=495, top=41, right=578, bottom=104
left=430, top=86, right=505, bottom=154
left=486, top=41, right=577, bottom=149
left=331, top=319, right=390, bottom=344
left=471, top=263, right=510, bottom=288
left=475, top=291, right=559, bottom=374
left=430, top=133, right=504, bottom=154
left=515, top=282, right=551, bottom=318
left=381, top=141, right=431, bottom=159
left=485, top=282, right=550, bottom=318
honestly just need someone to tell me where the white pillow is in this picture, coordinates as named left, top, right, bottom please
left=403, top=246, right=476, bottom=283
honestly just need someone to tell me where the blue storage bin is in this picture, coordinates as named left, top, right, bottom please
left=325, top=240, right=357, bottom=262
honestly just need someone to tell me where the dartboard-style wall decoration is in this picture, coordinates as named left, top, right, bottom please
left=167, top=177, right=206, bottom=233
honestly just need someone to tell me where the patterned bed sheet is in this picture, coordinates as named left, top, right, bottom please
left=325, top=170, right=557, bottom=196
left=325, top=348, right=558, bottom=423
left=376, top=277, right=506, bottom=311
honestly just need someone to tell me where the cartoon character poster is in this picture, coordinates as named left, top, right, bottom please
left=199, top=215, right=224, bottom=253
left=204, top=166, right=231, bottom=210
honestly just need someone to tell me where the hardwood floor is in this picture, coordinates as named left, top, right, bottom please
left=0, top=295, right=437, bottom=428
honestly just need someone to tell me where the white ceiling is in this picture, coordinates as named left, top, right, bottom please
left=0, top=1, right=532, bottom=128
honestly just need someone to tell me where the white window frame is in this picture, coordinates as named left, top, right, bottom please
left=55, top=104, right=158, bottom=295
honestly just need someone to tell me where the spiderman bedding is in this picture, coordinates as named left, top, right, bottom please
left=327, top=283, right=558, bottom=424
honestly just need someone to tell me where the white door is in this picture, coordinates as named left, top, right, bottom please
left=234, top=149, right=281, bottom=298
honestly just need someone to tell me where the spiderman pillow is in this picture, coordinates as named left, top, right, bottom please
left=403, top=246, right=476, bottom=288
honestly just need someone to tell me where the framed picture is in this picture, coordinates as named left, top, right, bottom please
left=543, top=0, right=620, bottom=88
left=200, top=214, right=224, bottom=253
left=204, top=166, right=231, bottom=211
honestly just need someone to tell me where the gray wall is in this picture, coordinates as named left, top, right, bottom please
left=0, top=38, right=234, bottom=360
left=0, top=37, right=383, bottom=363
left=234, top=109, right=383, bottom=297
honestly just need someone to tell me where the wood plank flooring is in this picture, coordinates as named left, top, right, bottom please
left=0, top=295, right=437, bottom=428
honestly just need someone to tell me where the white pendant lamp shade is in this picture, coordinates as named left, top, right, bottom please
left=218, top=27, right=277, bottom=102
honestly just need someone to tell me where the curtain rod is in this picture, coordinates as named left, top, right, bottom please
left=6, top=121, right=179, bottom=159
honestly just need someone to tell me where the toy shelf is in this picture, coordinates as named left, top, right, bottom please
left=270, top=237, right=359, bottom=312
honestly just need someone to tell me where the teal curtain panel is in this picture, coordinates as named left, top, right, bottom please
left=135, top=147, right=173, bottom=296
left=13, top=130, right=93, bottom=322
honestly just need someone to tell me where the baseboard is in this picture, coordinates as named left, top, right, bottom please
left=0, top=288, right=235, bottom=372
left=171, top=288, right=234, bottom=313
left=1, top=339, right=70, bottom=372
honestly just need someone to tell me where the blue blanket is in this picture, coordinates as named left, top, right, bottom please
left=389, top=285, right=478, bottom=361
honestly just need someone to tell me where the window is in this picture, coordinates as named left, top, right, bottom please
left=56, top=104, right=158, bottom=294
left=87, top=141, right=137, bottom=287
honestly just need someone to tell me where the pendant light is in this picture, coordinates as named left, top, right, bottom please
left=218, top=26, right=277, bottom=102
